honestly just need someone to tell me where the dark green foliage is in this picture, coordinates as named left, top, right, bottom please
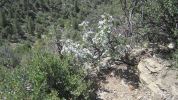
left=143, top=0, right=178, bottom=38
left=117, top=0, right=178, bottom=44
left=1, top=0, right=178, bottom=99
left=0, top=42, right=31, bottom=68
left=0, top=0, right=111, bottom=43
left=0, top=44, right=20, bottom=68
left=28, top=51, right=89, bottom=99
left=0, top=50, right=90, bottom=99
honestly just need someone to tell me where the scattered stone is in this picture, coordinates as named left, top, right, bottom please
left=95, top=47, right=178, bottom=100
left=138, top=57, right=178, bottom=100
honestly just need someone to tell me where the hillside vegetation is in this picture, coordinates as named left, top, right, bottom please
left=0, top=0, right=178, bottom=99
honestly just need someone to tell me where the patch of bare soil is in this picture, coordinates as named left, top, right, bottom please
left=97, top=75, right=152, bottom=100
left=95, top=64, right=153, bottom=100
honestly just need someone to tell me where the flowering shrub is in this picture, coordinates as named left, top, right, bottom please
left=92, top=14, right=113, bottom=47
left=61, top=14, right=114, bottom=59
left=61, top=39, right=93, bottom=60
left=60, top=13, right=129, bottom=66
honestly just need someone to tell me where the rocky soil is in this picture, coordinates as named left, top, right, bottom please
left=138, top=57, right=178, bottom=100
left=94, top=48, right=178, bottom=100
left=97, top=74, right=153, bottom=100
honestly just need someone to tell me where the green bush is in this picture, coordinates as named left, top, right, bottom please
left=0, top=50, right=90, bottom=100
left=0, top=43, right=31, bottom=68
left=142, top=0, right=178, bottom=40
left=0, top=45, right=20, bottom=68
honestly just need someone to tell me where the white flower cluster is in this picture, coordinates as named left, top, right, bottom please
left=93, top=14, right=113, bottom=47
left=79, top=21, right=89, bottom=30
left=82, top=30, right=94, bottom=43
left=61, top=14, right=114, bottom=60
left=61, top=39, right=92, bottom=58
left=79, top=21, right=89, bottom=27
